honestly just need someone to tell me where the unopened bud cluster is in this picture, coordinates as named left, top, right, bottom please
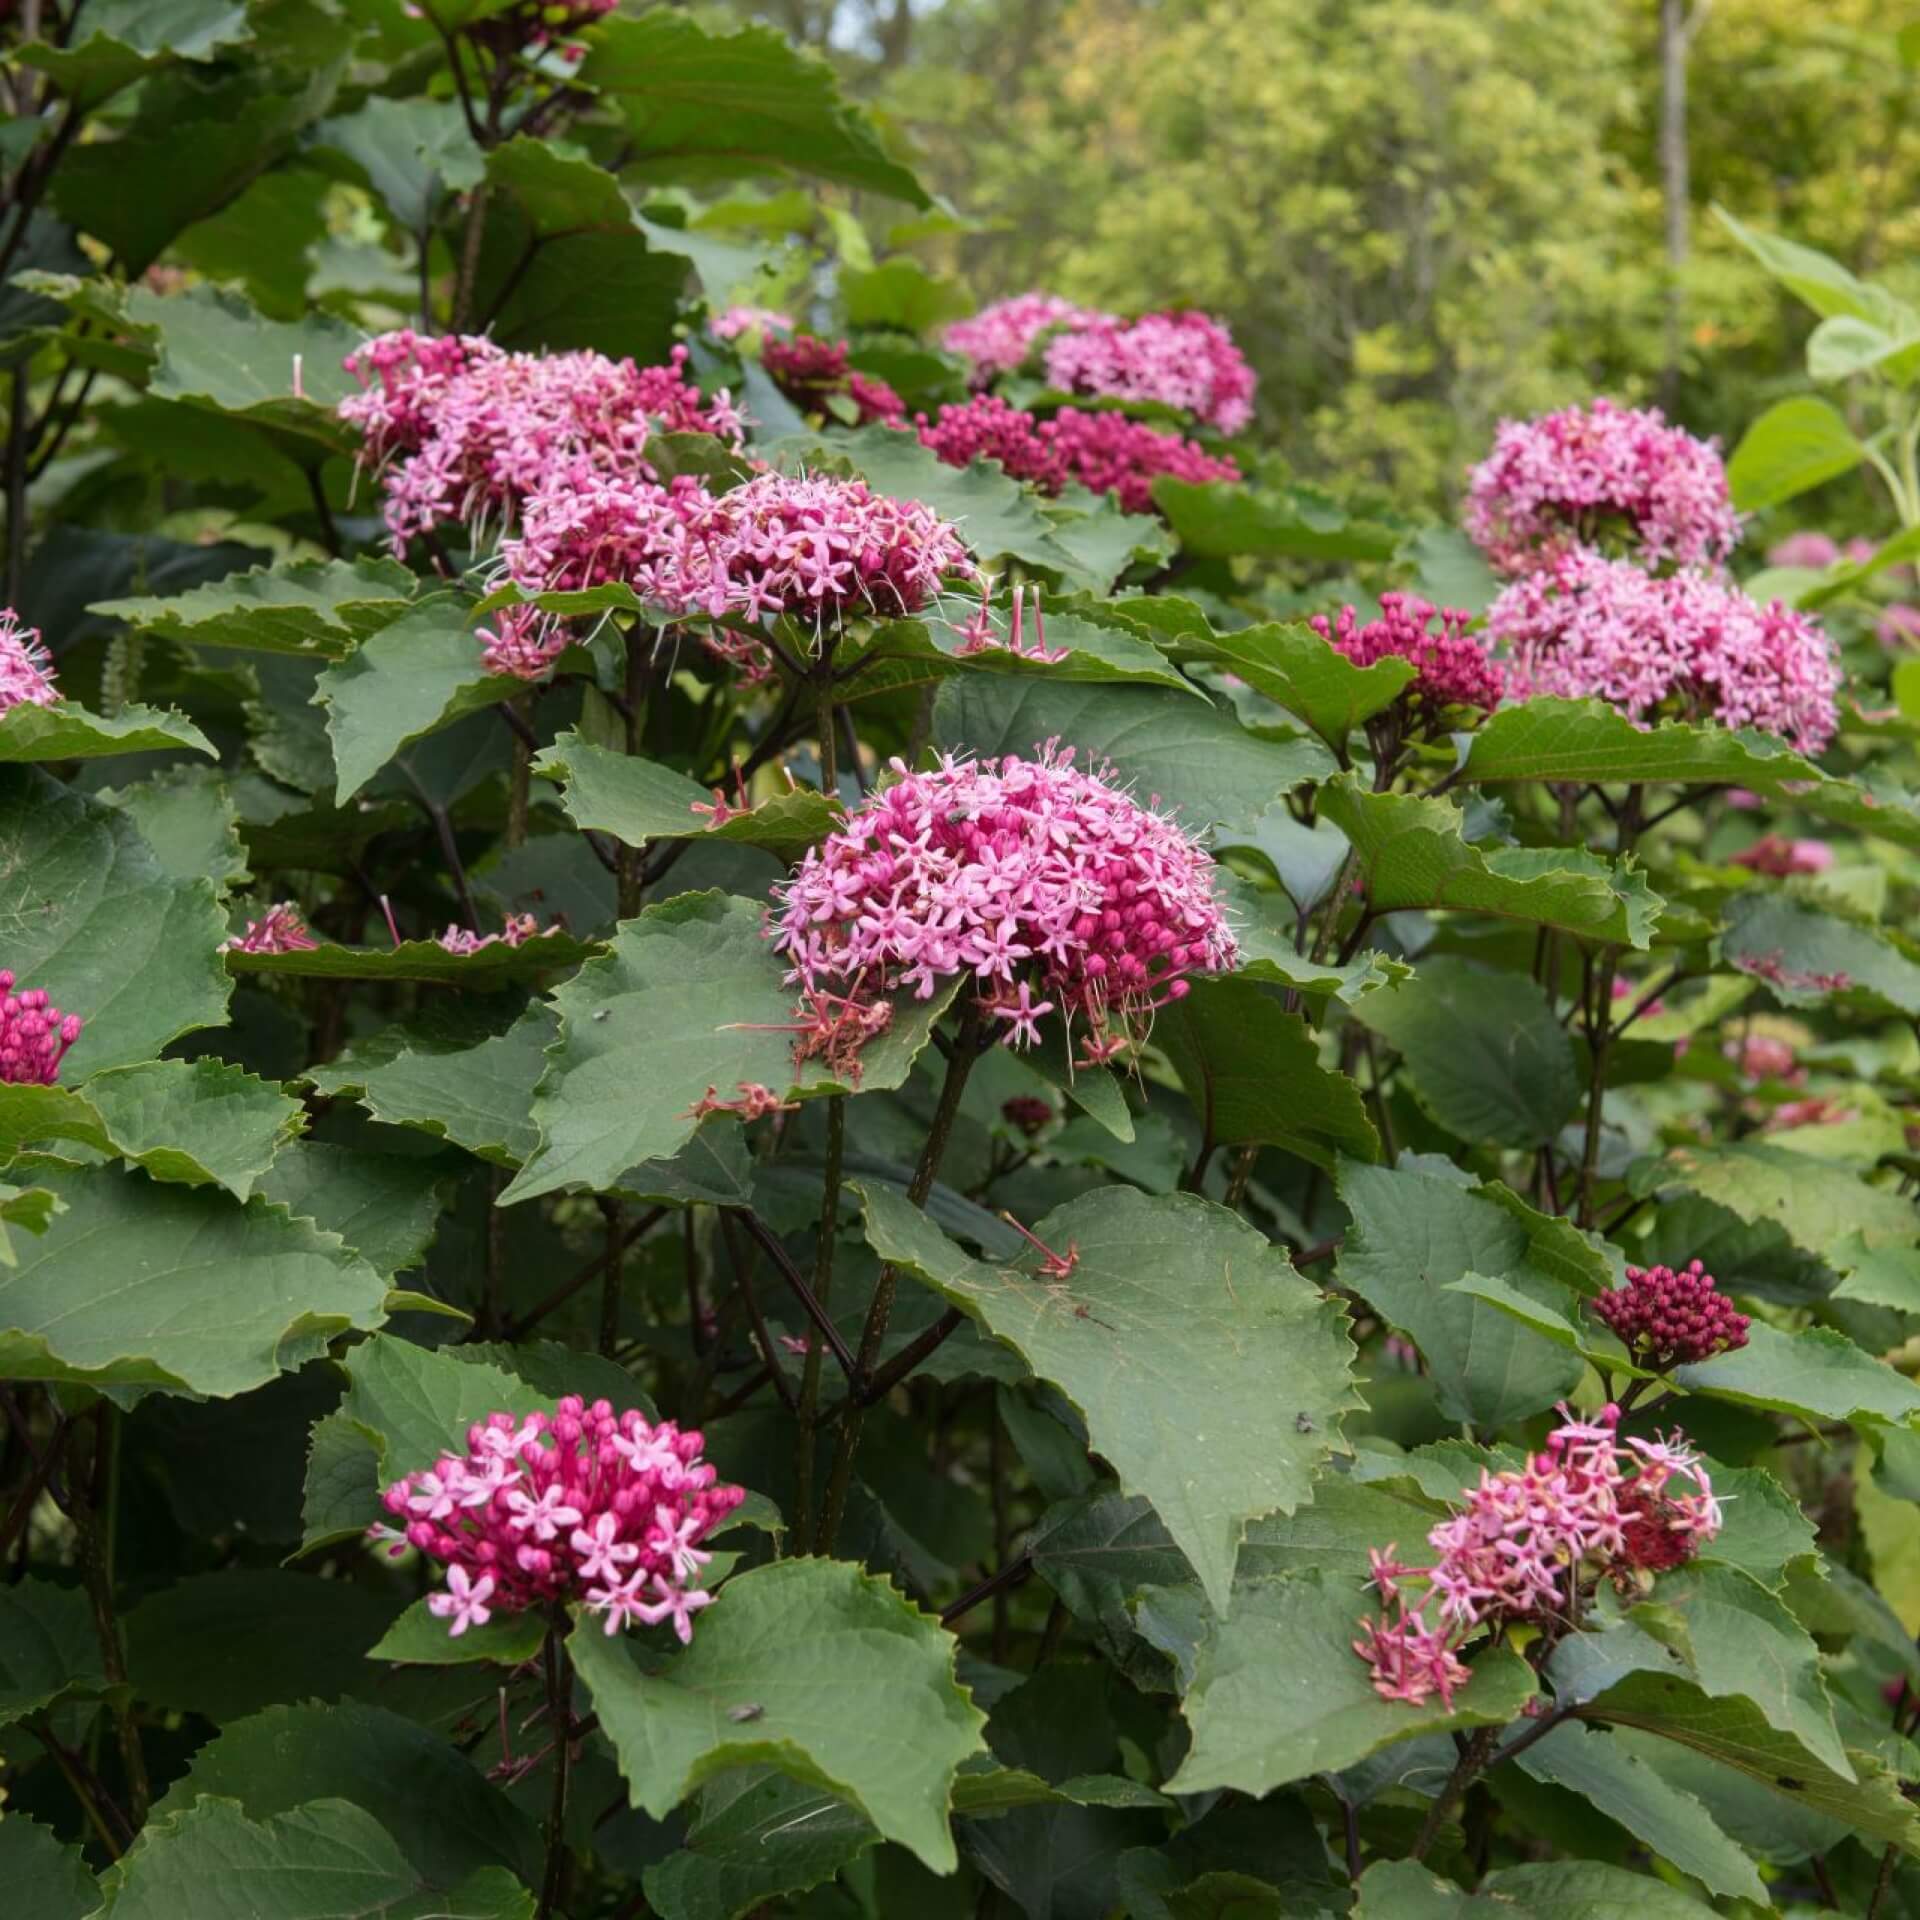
left=0, top=971, right=82, bottom=1085
left=1590, top=1259, right=1750, bottom=1369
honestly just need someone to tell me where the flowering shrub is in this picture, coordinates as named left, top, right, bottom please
left=4, top=11, right=1919, bottom=1919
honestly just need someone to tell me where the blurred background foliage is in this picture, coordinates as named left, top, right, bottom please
left=714, top=0, right=1920, bottom=516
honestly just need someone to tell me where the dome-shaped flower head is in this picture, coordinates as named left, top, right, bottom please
left=1310, top=593, right=1503, bottom=731
left=770, top=744, right=1239, bottom=1068
left=1354, top=1403, right=1719, bottom=1708
left=1590, top=1258, right=1750, bottom=1369
left=0, top=971, right=82, bottom=1084
left=375, top=1397, right=746, bottom=1641
left=222, top=903, right=318, bottom=955
left=1465, top=398, right=1741, bottom=575
left=944, top=293, right=1093, bottom=383
left=1041, top=309, right=1256, bottom=434
left=1766, top=530, right=1840, bottom=570
left=340, top=333, right=742, bottom=554
left=762, top=333, right=905, bottom=426
left=1487, top=549, right=1839, bottom=754
left=0, top=608, right=59, bottom=712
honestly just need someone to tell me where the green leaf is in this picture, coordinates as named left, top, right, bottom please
left=311, top=95, right=482, bottom=235
left=367, top=1598, right=547, bottom=1669
left=0, top=767, right=230, bottom=1077
left=935, top=678, right=1334, bottom=835
left=1180, top=621, right=1414, bottom=752
left=1718, top=889, right=1920, bottom=1016
left=1462, top=697, right=1827, bottom=790
left=1676, top=1321, right=1920, bottom=1430
left=534, top=731, right=843, bottom=861
left=571, top=1556, right=986, bottom=1873
left=1508, top=1718, right=1764, bottom=1901
left=0, top=1817, right=95, bottom=1920
left=0, top=1578, right=109, bottom=1726
left=1316, top=776, right=1659, bottom=946
left=502, top=891, right=954, bottom=1205
left=1213, top=867, right=1408, bottom=1006
left=94, top=556, right=417, bottom=658
left=0, top=1056, right=302, bottom=1199
left=227, top=931, right=600, bottom=988
left=128, top=285, right=363, bottom=455
left=94, top=1797, right=535, bottom=1920
left=0, top=699, right=214, bottom=763
left=855, top=606, right=1198, bottom=696
left=97, top=766, right=249, bottom=891
left=18, top=0, right=252, bottom=110
left=126, top=1569, right=400, bottom=1723
left=0, top=1164, right=386, bottom=1398
left=1354, top=956, right=1579, bottom=1149
left=1153, top=480, right=1398, bottom=563
left=1156, top=976, right=1379, bottom=1169
left=307, top=1003, right=549, bottom=1167
left=1578, top=1666, right=1920, bottom=1854
left=1727, top=396, right=1864, bottom=511
left=1716, top=207, right=1920, bottom=332
left=1334, top=1160, right=1584, bottom=1428
left=578, top=13, right=927, bottom=204
left=0, top=1180, right=62, bottom=1265
left=257, top=1141, right=452, bottom=1277
left=317, top=596, right=518, bottom=803
left=1355, top=1858, right=1720, bottom=1918
left=147, top=1696, right=542, bottom=1891
left=853, top=1182, right=1360, bottom=1612
left=1647, top=1141, right=1919, bottom=1254
left=1166, top=1570, right=1535, bottom=1795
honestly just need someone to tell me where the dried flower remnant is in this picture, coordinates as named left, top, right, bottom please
left=683, top=1082, right=798, bottom=1122
left=1465, top=398, right=1741, bottom=574
left=437, top=914, right=551, bottom=956
left=1590, top=1260, right=1751, bottom=1369
left=374, top=1397, right=746, bottom=1641
left=0, top=972, right=82, bottom=1085
left=0, top=608, right=59, bottom=712
left=1001, top=1096, right=1055, bottom=1136
left=771, top=745, right=1238, bottom=1069
left=1731, top=948, right=1852, bottom=994
left=1355, top=1405, right=1721, bottom=1708
left=1487, top=550, right=1840, bottom=754
left=222, top=903, right=319, bottom=954
left=1764, top=1095, right=1857, bottom=1131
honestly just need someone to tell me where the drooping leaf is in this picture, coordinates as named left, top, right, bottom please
left=1353, top=956, right=1580, bottom=1149
left=1463, top=698, right=1828, bottom=790
left=0, top=700, right=214, bottom=763
left=257, top=1141, right=452, bottom=1278
left=1334, top=1159, right=1584, bottom=1429
left=0, top=1164, right=386, bottom=1398
left=534, top=731, right=843, bottom=861
left=316, top=596, right=519, bottom=803
left=571, top=1556, right=986, bottom=1873
left=1728, top=396, right=1865, bottom=511
left=502, top=891, right=954, bottom=1205
left=854, top=1182, right=1360, bottom=1612
left=227, top=930, right=600, bottom=988
left=936, top=677, right=1334, bottom=834
left=0, top=1578, right=109, bottom=1726
left=1178, top=620, right=1414, bottom=752
left=1166, top=1570, right=1535, bottom=1796
left=0, top=767, right=230, bottom=1077
left=0, top=1055, right=302, bottom=1199
left=1316, top=777, right=1659, bottom=946
left=93, top=556, right=417, bottom=658
left=92, top=1796, right=536, bottom=1920
left=1156, top=976, right=1380, bottom=1169
left=578, top=12, right=928, bottom=203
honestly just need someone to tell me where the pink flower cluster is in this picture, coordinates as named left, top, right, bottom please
left=914, top=395, right=1240, bottom=515
left=1488, top=549, right=1840, bottom=753
left=710, top=305, right=796, bottom=343
left=943, top=295, right=1256, bottom=432
left=1465, top=399, right=1741, bottom=575
left=762, top=333, right=905, bottom=426
left=1727, top=835, right=1834, bottom=877
left=1590, top=1259, right=1751, bottom=1369
left=0, top=608, right=58, bottom=711
left=770, top=745, right=1239, bottom=1065
left=485, top=468, right=976, bottom=682
left=376, top=1397, right=746, bottom=1642
left=0, top=971, right=82, bottom=1085
left=1310, top=594, right=1503, bottom=724
left=944, top=294, right=1090, bottom=381
left=223, top=903, right=317, bottom=954
left=339, top=332, right=742, bottom=553
left=1355, top=1405, right=1721, bottom=1709
left=1726, top=1031, right=1800, bottom=1082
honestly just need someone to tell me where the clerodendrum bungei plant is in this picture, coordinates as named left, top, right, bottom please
left=5, top=6, right=1920, bottom=1919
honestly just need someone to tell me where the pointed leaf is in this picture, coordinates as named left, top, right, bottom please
left=1182, top=621, right=1414, bottom=751
left=93, top=555, right=417, bottom=657
left=571, top=1557, right=986, bottom=1873
left=1728, top=396, right=1864, bottom=511
left=227, top=931, right=599, bottom=987
left=1676, top=1321, right=1920, bottom=1430
left=853, top=1183, right=1360, bottom=1612
left=0, top=700, right=213, bottom=763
